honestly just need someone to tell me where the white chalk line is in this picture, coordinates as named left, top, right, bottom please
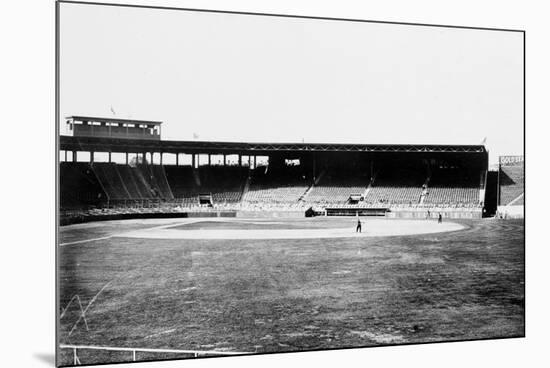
left=176, top=286, right=198, bottom=293
left=144, top=328, right=178, bottom=340
left=59, top=344, right=252, bottom=355
left=69, top=281, right=112, bottom=337
left=59, top=235, right=114, bottom=246
left=60, top=295, right=89, bottom=331
left=59, top=219, right=207, bottom=246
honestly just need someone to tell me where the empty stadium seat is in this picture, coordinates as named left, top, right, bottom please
left=305, top=172, right=368, bottom=205
left=423, top=168, right=481, bottom=206
left=363, top=167, right=425, bottom=205
left=165, top=165, right=248, bottom=204
left=242, top=166, right=310, bottom=205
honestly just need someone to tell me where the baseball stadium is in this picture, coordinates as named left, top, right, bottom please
left=57, top=116, right=524, bottom=366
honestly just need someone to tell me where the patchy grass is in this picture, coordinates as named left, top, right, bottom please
left=58, top=218, right=524, bottom=366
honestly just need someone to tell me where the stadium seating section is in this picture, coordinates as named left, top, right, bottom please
left=499, top=164, right=524, bottom=206
left=363, top=167, right=425, bottom=205
left=242, top=166, right=309, bottom=205
left=60, top=162, right=105, bottom=207
left=91, top=163, right=173, bottom=201
left=423, top=168, right=481, bottom=206
left=305, top=170, right=369, bottom=205
left=165, top=166, right=248, bottom=205
left=61, top=162, right=487, bottom=212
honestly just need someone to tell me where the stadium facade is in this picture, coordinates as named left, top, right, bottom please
left=59, top=116, right=524, bottom=224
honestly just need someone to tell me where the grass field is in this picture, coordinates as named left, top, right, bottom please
left=58, top=217, right=524, bottom=366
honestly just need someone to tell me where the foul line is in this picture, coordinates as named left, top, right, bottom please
left=59, top=220, right=206, bottom=247
left=59, top=235, right=113, bottom=246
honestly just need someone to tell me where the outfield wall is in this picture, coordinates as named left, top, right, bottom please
left=60, top=207, right=483, bottom=226
left=323, top=207, right=482, bottom=219
left=236, top=210, right=305, bottom=218
left=61, top=209, right=307, bottom=226
left=388, top=209, right=483, bottom=219
left=60, top=211, right=238, bottom=226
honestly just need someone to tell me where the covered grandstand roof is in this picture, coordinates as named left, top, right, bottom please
left=59, top=135, right=487, bottom=155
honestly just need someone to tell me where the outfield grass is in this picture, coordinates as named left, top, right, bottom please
left=58, top=218, right=524, bottom=366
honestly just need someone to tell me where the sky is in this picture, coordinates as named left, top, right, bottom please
left=59, top=3, right=523, bottom=164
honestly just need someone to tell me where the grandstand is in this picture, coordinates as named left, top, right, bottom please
left=59, top=116, right=493, bottom=223
left=499, top=160, right=524, bottom=205
left=304, top=166, right=370, bottom=205
left=242, top=164, right=310, bottom=205
left=423, top=167, right=481, bottom=206
left=363, top=164, right=425, bottom=206
left=60, top=162, right=105, bottom=208
left=165, top=165, right=247, bottom=205
left=497, top=156, right=524, bottom=218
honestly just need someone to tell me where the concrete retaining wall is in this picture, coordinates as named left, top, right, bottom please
left=236, top=211, right=305, bottom=218
left=497, top=205, right=524, bottom=219
left=387, top=209, right=483, bottom=219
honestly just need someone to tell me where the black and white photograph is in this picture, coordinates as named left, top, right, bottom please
left=54, top=1, right=525, bottom=366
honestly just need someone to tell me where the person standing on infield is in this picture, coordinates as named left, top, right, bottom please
left=356, top=218, right=362, bottom=233
left=438, top=212, right=443, bottom=224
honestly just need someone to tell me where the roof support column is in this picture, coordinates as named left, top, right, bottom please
left=208, top=154, right=211, bottom=166
left=126, top=152, right=129, bottom=165
left=108, top=151, right=112, bottom=163
left=176, top=153, right=179, bottom=166
left=238, top=154, right=242, bottom=167
left=254, top=155, right=257, bottom=169
left=371, top=160, right=374, bottom=181
left=312, top=153, right=316, bottom=184
left=73, top=151, right=77, bottom=162
left=192, top=154, right=196, bottom=168
left=90, top=151, right=94, bottom=164
left=160, top=152, right=163, bottom=165
left=223, top=154, right=227, bottom=166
